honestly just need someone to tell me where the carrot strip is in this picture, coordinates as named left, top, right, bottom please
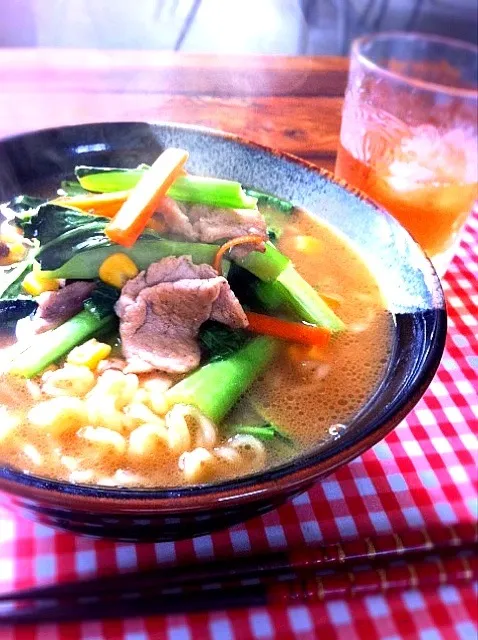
left=51, top=191, right=130, bottom=218
left=245, top=311, right=330, bottom=347
left=213, top=235, right=265, bottom=274
left=105, top=148, right=189, bottom=247
left=52, top=194, right=167, bottom=234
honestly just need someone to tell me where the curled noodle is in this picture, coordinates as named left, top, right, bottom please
left=179, top=433, right=266, bottom=483
left=165, top=404, right=217, bottom=454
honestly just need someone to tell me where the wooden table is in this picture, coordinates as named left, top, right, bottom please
left=0, top=50, right=348, bottom=173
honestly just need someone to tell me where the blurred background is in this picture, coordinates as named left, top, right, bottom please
left=1, top=0, right=477, bottom=55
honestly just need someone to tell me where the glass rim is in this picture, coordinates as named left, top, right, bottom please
left=352, top=31, right=478, bottom=100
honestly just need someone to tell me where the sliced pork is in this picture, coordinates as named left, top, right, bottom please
left=31, top=281, right=95, bottom=334
left=155, top=198, right=268, bottom=257
left=115, top=256, right=248, bottom=374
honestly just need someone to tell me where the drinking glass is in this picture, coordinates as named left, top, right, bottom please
left=335, top=32, right=478, bottom=276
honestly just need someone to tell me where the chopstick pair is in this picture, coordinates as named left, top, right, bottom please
left=1, top=523, right=476, bottom=625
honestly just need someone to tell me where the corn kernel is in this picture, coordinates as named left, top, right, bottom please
left=291, top=235, right=322, bottom=255
left=99, top=253, right=139, bottom=288
left=22, top=271, right=60, bottom=296
left=67, top=338, right=112, bottom=370
left=0, top=223, right=23, bottom=243
left=0, top=241, right=26, bottom=266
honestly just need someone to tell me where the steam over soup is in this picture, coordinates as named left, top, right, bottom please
left=0, top=151, right=392, bottom=487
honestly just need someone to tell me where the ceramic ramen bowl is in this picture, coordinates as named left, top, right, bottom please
left=0, top=122, right=446, bottom=541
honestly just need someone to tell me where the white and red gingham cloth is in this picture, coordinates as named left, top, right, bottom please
left=1, top=213, right=477, bottom=640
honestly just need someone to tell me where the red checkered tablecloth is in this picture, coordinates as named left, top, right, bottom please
left=1, top=213, right=477, bottom=640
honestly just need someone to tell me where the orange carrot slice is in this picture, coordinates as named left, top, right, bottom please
left=52, top=194, right=167, bottom=233
left=51, top=191, right=130, bottom=218
left=245, top=311, right=331, bottom=347
left=105, top=148, right=189, bottom=247
left=213, top=235, right=265, bottom=274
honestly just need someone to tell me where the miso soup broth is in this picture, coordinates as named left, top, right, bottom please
left=0, top=160, right=392, bottom=489
left=228, top=207, right=393, bottom=464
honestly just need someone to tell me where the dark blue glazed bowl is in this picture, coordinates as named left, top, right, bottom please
left=0, top=122, right=446, bottom=540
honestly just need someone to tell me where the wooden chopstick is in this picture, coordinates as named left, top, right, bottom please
left=1, top=523, right=476, bottom=605
left=0, top=551, right=476, bottom=625
left=1, top=523, right=475, bottom=606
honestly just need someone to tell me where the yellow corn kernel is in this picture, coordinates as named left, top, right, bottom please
left=1, top=223, right=23, bottom=243
left=67, top=339, right=112, bottom=370
left=22, top=271, right=60, bottom=296
left=99, top=253, right=139, bottom=288
left=291, top=235, right=322, bottom=255
left=0, top=241, right=27, bottom=266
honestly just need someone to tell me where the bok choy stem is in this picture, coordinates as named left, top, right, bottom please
left=76, top=167, right=258, bottom=210
left=38, top=238, right=221, bottom=280
left=234, top=242, right=290, bottom=282
left=274, top=264, right=345, bottom=332
left=38, top=236, right=344, bottom=331
left=169, top=176, right=257, bottom=209
left=8, top=311, right=116, bottom=378
left=165, top=336, right=278, bottom=423
left=236, top=246, right=344, bottom=332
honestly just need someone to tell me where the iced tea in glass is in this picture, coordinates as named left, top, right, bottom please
left=335, top=33, right=478, bottom=276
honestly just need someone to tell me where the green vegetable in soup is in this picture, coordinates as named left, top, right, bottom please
left=4, top=195, right=45, bottom=214
left=165, top=335, right=278, bottom=423
left=13, top=204, right=112, bottom=272
left=76, top=165, right=258, bottom=210
left=75, top=165, right=147, bottom=192
left=36, top=224, right=110, bottom=272
left=8, top=309, right=116, bottom=378
left=37, top=228, right=342, bottom=331
left=0, top=298, right=37, bottom=325
left=58, top=180, right=91, bottom=197
left=273, top=263, right=345, bottom=332
left=6, top=282, right=120, bottom=377
left=18, top=203, right=110, bottom=245
left=198, top=321, right=248, bottom=363
left=251, top=267, right=344, bottom=332
left=233, top=241, right=290, bottom=282
left=235, top=245, right=344, bottom=331
left=168, top=176, right=258, bottom=210
left=83, top=283, right=121, bottom=320
left=38, top=237, right=221, bottom=280
left=40, top=235, right=288, bottom=285
left=244, top=189, right=295, bottom=214
left=0, top=257, right=38, bottom=324
left=22, top=205, right=220, bottom=276
left=0, top=260, right=35, bottom=300
left=233, top=422, right=293, bottom=444
left=251, top=280, right=284, bottom=311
